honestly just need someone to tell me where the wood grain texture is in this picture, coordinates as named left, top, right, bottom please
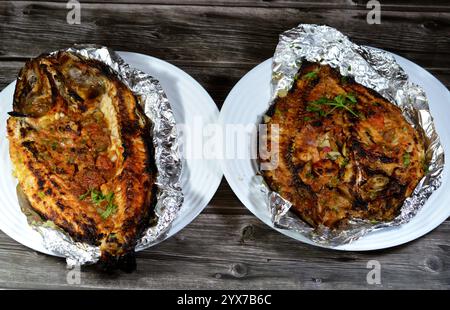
left=0, top=0, right=449, bottom=289
left=0, top=214, right=449, bottom=289
left=0, top=2, right=449, bottom=67
left=11, top=0, right=450, bottom=11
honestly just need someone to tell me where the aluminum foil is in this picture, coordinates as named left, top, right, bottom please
left=21, top=45, right=183, bottom=265
left=260, top=24, right=445, bottom=246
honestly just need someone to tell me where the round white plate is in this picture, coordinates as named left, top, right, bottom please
left=0, top=52, right=222, bottom=256
left=220, top=51, right=450, bottom=251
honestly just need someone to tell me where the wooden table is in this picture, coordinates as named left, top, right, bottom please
left=0, top=0, right=449, bottom=289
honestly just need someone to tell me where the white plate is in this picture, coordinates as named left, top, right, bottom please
left=0, top=52, right=222, bottom=256
left=220, top=51, right=450, bottom=251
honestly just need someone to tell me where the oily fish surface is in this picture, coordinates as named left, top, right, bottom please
left=7, top=52, right=156, bottom=270
left=260, top=62, right=426, bottom=228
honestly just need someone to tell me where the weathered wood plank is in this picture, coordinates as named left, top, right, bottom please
left=205, top=180, right=251, bottom=214
left=0, top=213, right=448, bottom=289
left=13, top=0, right=450, bottom=11
left=0, top=2, right=449, bottom=68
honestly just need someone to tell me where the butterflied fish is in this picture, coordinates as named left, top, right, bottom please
left=260, top=62, right=426, bottom=228
left=7, top=51, right=157, bottom=271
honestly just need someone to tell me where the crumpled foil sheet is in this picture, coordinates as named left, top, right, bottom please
left=23, top=45, right=183, bottom=265
left=260, top=24, right=445, bottom=246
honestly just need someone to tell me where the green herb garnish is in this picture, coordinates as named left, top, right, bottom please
left=38, top=191, right=45, bottom=199
left=422, top=160, right=429, bottom=173
left=78, top=188, right=117, bottom=219
left=403, top=153, right=411, bottom=167
left=94, top=190, right=117, bottom=219
left=346, top=94, right=357, bottom=103
left=91, top=189, right=105, bottom=204
left=79, top=189, right=91, bottom=201
left=100, top=201, right=117, bottom=220
left=307, top=94, right=359, bottom=117
left=340, top=157, right=350, bottom=167
left=303, top=116, right=311, bottom=121
left=303, top=69, right=319, bottom=80
left=107, top=233, right=117, bottom=241
left=42, top=220, right=58, bottom=229
left=50, top=141, right=58, bottom=150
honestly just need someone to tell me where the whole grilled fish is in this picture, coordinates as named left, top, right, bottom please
left=7, top=51, right=157, bottom=271
left=260, top=62, right=426, bottom=228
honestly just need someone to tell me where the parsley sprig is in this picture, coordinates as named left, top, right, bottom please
left=78, top=190, right=90, bottom=201
left=79, top=189, right=117, bottom=219
left=306, top=94, right=358, bottom=117
left=302, top=69, right=319, bottom=80
left=403, top=153, right=411, bottom=167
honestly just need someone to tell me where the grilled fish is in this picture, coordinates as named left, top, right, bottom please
left=7, top=51, right=157, bottom=271
left=260, top=62, right=426, bottom=228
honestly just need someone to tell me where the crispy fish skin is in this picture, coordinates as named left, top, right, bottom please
left=260, top=62, right=426, bottom=228
left=7, top=52, right=156, bottom=271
